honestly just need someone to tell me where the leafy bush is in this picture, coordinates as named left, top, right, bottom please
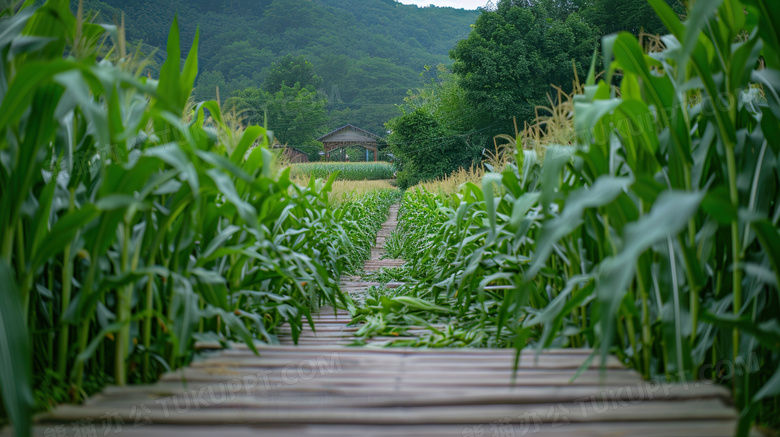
left=387, top=108, right=481, bottom=189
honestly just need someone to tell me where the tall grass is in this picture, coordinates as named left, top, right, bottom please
left=413, top=166, right=485, bottom=196
left=291, top=177, right=398, bottom=204
left=359, top=0, right=780, bottom=433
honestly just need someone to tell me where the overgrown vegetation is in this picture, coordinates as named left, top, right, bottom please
left=0, top=3, right=398, bottom=436
left=359, top=0, right=780, bottom=433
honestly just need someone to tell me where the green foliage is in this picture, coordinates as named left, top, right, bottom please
left=359, top=1, right=780, bottom=432
left=263, top=54, right=322, bottom=93
left=451, top=0, right=600, bottom=125
left=225, top=83, right=328, bottom=149
left=581, top=0, right=685, bottom=36
left=0, top=3, right=398, bottom=433
left=386, top=66, right=486, bottom=189
left=290, top=162, right=396, bottom=181
left=388, top=108, right=477, bottom=189
left=193, top=70, right=226, bottom=102
left=209, top=40, right=274, bottom=89
left=337, top=189, right=403, bottom=275
left=0, top=262, right=33, bottom=437
left=221, top=55, right=327, bottom=151
left=77, top=0, right=479, bottom=135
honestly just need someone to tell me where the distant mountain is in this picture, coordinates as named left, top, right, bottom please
left=80, top=0, right=480, bottom=134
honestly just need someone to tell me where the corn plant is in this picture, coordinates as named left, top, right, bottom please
left=359, top=0, right=780, bottom=433
left=0, top=2, right=397, bottom=435
left=337, top=189, right=402, bottom=275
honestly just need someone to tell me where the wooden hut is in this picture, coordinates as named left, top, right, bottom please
left=317, top=124, right=380, bottom=162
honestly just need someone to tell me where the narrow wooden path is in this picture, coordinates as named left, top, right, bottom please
left=22, top=204, right=749, bottom=436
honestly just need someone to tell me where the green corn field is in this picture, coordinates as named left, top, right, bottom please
left=290, top=162, right=396, bottom=181
left=354, top=0, right=780, bottom=433
left=1, top=0, right=780, bottom=436
left=0, top=3, right=399, bottom=436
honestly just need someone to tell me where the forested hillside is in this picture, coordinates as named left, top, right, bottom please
left=77, top=0, right=683, bottom=165
left=78, top=0, right=480, bottom=139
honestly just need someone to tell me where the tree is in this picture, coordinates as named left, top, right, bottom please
left=388, top=109, right=474, bottom=189
left=450, top=0, right=599, bottom=127
left=225, top=84, right=328, bottom=159
left=81, top=0, right=482, bottom=148
left=386, top=66, right=484, bottom=189
left=193, top=71, right=226, bottom=103
left=582, top=0, right=686, bottom=36
left=210, top=40, right=274, bottom=82
left=263, top=55, right=323, bottom=93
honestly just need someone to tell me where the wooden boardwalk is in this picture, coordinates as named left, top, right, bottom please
left=17, top=205, right=748, bottom=436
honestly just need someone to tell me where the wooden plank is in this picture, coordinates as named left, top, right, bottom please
left=276, top=326, right=437, bottom=333
left=276, top=332, right=433, bottom=339
left=158, top=371, right=643, bottom=388
left=93, top=383, right=730, bottom=408
left=8, top=421, right=751, bottom=437
left=192, top=354, right=626, bottom=370
left=187, top=365, right=642, bottom=381
left=208, top=345, right=624, bottom=368
left=39, top=399, right=736, bottom=426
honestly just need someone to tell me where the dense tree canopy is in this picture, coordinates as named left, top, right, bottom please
left=450, top=0, right=599, bottom=125
left=263, top=55, right=323, bottom=93
left=581, top=0, right=686, bottom=36
left=387, top=66, right=485, bottom=188
left=79, top=0, right=479, bottom=136
left=225, top=84, right=327, bottom=159
left=386, top=0, right=687, bottom=185
left=389, top=109, right=473, bottom=189
left=211, top=41, right=274, bottom=85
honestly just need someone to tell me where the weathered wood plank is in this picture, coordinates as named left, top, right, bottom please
left=192, top=354, right=627, bottom=371
left=12, top=421, right=751, bottom=437
left=39, top=399, right=736, bottom=425
left=92, top=383, right=730, bottom=408
left=158, top=371, right=644, bottom=388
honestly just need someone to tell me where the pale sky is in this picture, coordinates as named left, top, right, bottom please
left=395, top=0, right=488, bottom=10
